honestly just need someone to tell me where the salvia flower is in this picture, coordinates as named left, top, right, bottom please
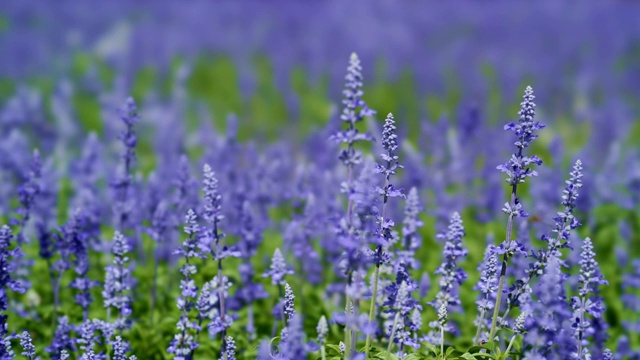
left=113, top=335, right=136, bottom=360
left=425, top=212, right=467, bottom=344
left=263, top=248, right=294, bottom=286
left=381, top=263, right=421, bottom=349
left=571, top=237, right=608, bottom=359
left=372, top=112, right=404, bottom=261
left=103, top=231, right=133, bottom=330
left=167, top=209, right=206, bottom=359
left=220, top=336, right=236, bottom=360
left=0, top=225, right=25, bottom=355
left=17, top=331, right=36, bottom=359
left=283, top=282, right=296, bottom=323
left=438, top=303, right=448, bottom=327
left=77, top=319, right=97, bottom=353
left=13, top=149, right=42, bottom=245
left=397, top=187, right=423, bottom=270
left=603, top=349, right=613, bottom=360
left=80, top=350, right=96, bottom=360
left=202, top=164, right=224, bottom=230
left=207, top=277, right=236, bottom=339
left=112, top=97, right=139, bottom=231
left=622, top=259, right=640, bottom=333
left=489, top=86, right=546, bottom=342
left=509, top=160, right=584, bottom=310
left=67, top=210, right=99, bottom=321
left=46, top=316, right=75, bottom=359
left=474, top=245, right=498, bottom=343
left=497, top=86, right=544, bottom=187
left=523, top=256, right=573, bottom=359
left=275, top=314, right=308, bottom=360
left=386, top=279, right=421, bottom=349
left=432, top=212, right=468, bottom=315
left=201, top=164, right=237, bottom=357
left=316, top=315, right=328, bottom=344
left=330, top=53, right=375, bottom=168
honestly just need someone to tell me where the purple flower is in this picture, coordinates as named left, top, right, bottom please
left=113, top=335, right=136, bottom=360
left=13, top=149, right=42, bottom=245
left=202, top=164, right=224, bottom=230
left=384, top=266, right=422, bottom=349
left=263, top=248, right=294, bottom=286
left=220, top=337, right=236, bottom=360
left=77, top=319, right=97, bottom=353
left=283, top=197, right=323, bottom=284
left=0, top=226, right=25, bottom=342
left=201, top=163, right=237, bottom=357
left=397, top=187, right=423, bottom=270
left=426, top=212, right=467, bottom=341
left=571, top=237, right=608, bottom=358
left=283, top=282, right=296, bottom=324
left=112, top=97, right=139, bottom=231
left=103, top=232, right=133, bottom=331
left=46, top=316, right=75, bottom=359
left=508, top=160, right=584, bottom=310
left=497, top=86, right=545, bottom=187
left=474, top=245, right=498, bottom=343
left=65, top=211, right=99, bottom=321
left=275, top=314, right=308, bottom=360
left=522, top=256, right=573, bottom=359
left=167, top=209, right=206, bottom=359
left=17, top=331, right=35, bottom=360
left=330, top=53, right=375, bottom=168
left=316, top=316, right=328, bottom=345
left=432, top=212, right=468, bottom=312
left=372, top=113, right=404, bottom=264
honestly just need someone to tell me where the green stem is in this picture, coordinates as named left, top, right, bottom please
left=385, top=312, right=401, bottom=360
left=488, top=267, right=506, bottom=341
left=321, top=345, right=326, bottom=360
left=473, top=308, right=486, bottom=345
left=488, top=191, right=517, bottom=340
left=365, top=263, right=381, bottom=358
left=505, top=334, right=517, bottom=356
left=440, top=325, right=444, bottom=359
left=345, top=295, right=352, bottom=359
left=577, top=297, right=585, bottom=359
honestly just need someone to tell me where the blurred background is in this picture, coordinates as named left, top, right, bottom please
left=3, top=1, right=640, bottom=215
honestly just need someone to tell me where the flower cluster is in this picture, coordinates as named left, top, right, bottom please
left=331, top=53, right=375, bottom=168
left=103, top=232, right=133, bottom=331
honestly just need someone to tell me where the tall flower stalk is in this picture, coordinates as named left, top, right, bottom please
left=330, top=52, right=375, bottom=357
left=473, top=245, right=498, bottom=344
left=167, top=209, right=205, bottom=359
left=112, top=97, right=139, bottom=233
left=427, top=212, right=467, bottom=344
left=572, top=237, right=607, bottom=359
left=103, top=232, right=133, bottom=333
left=365, top=113, right=403, bottom=358
left=504, top=159, right=583, bottom=317
left=202, top=164, right=239, bottom=359
left=263, top=248, right=294, bottom=336
left=0, top=226, right=25, bottom=355
left=489, top=86, right=544, bottom=340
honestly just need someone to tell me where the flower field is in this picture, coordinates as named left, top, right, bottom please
left=1, top=2, right=640, bottom=359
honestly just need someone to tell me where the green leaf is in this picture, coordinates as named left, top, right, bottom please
left=446, top=346, right=456, bottom=356
left=403, top=354, right=425, bottom=360
left=423, top=342, right=438, bottom=355
left=325, top=344, right=344, bottom=356
left=374, top=351, right=400, bottom=360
